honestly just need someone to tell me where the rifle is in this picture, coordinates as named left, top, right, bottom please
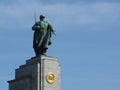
left=34, top=10, right=37, bottom=23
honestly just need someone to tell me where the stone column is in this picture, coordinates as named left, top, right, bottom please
left=8, top=55, right=60, bottom=90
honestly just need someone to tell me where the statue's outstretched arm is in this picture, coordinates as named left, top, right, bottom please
left=48, top=23, right=56, bottom=35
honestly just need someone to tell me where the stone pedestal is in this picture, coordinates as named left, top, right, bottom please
left=8, top=55, right=60, bottom=90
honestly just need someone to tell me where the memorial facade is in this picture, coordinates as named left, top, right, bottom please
left=8, top=56, right=60, bottom=90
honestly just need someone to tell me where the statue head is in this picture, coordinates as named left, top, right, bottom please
left=40, top=15, right=45, bottom=20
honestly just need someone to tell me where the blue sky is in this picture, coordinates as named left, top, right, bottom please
left=0, top=0, right=120, bottom=90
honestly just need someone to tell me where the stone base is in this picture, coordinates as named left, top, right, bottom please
left=8, top=55, right=60, bottom=90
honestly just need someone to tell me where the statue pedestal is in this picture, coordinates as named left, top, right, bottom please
left=8, top=55, right=60, bottom=90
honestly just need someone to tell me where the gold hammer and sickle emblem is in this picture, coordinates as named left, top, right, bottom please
left=46, top=72, right=55, bottom=84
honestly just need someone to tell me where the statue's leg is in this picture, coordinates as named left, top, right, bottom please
left=35, top=32, right=44, bottom=56
left=38, top=43, right=47, bottom=55
left=35, top=47, right=42, bottom=56
left=43, top=48, right=48, bottom=55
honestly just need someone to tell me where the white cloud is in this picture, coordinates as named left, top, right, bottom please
left=0, top=1, right=120, bottom=31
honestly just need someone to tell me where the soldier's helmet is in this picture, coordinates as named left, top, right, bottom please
left=40, top=15, right=45, bottom=19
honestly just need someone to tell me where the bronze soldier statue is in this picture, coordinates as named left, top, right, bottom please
left=32, top=15, right=55, bottom=56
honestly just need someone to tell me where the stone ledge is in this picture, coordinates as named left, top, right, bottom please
left=8, top=75, right=32, bottom=83
left=26, top=55, right=58, bottom=66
